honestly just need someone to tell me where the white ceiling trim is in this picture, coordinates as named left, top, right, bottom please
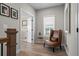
left=29, top=3, right=64, bottom=10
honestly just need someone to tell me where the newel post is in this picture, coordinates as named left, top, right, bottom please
left=5, top=28, right=18, bottom=56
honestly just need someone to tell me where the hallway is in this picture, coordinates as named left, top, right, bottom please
left=0, top=3, right=79, bottom=56
left=17, top=41, right=67, bottom=56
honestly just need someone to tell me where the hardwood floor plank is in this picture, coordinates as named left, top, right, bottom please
left=17, top=41, right=67, bottom=56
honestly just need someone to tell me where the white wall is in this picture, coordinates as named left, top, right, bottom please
left=0, top=3, right=20, bottom=56
left=64, top=3, right=78, bottom=56
left=18, top=3, right=36, bottom=50
left=78, top=4, right=79, bottom=56
left=0, top=3, right=36, bottom=56
left=19, top=3, right=36, bottom=38
left=35, top=5, right=64, bottom=43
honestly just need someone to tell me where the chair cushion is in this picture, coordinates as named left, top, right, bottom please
left=45, top=40, right=58, bottom=46
left=50, top=31, right=59, bottom=42
left=51, top=37, right=58, bottom=42
left=53, top=31, right=59, bottom=38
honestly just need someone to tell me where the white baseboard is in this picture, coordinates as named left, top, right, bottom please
left=64, top=45, right=68, bottom=56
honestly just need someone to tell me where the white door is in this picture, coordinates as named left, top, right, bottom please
left=20, top=9, right=34, bottom=43
left=27, top=17, right=33, bottom=43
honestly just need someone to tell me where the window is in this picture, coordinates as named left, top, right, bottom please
left=43, top=16, right=55, bottom=37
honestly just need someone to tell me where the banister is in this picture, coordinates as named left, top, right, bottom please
left=0, top=37, right=8, bottom=56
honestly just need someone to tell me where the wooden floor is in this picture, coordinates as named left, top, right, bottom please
left=17, top=41, right=67, bottom=56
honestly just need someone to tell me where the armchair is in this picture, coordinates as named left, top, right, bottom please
left=44, top=29, right=62, bottom=52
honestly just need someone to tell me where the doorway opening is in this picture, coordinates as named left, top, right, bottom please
left=20, top=9, right=34, bottom=44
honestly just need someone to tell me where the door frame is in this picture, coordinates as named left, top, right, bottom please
left=19, top=8, right=35, bottom=43
left=77, top=3, right=79, bottom=56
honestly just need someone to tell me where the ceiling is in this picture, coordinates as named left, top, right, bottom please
left=29, top=3, right=64, bottom=10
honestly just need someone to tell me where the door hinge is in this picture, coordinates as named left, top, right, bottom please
left=77, top=28, right=78, bottom=32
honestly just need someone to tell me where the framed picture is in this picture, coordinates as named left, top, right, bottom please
left=22, top=20, right=27, bottom=26
left=11, top=8, right=18, bottom=19
left=0, top=3, right=10, bottom=17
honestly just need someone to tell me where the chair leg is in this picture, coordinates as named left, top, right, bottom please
left=43, top=42, right=45, bottom=47
left=60, top=45, right=62, bottom=50
left=52, top=48, right=55, bottom=52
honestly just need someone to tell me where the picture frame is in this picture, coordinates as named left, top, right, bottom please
left=22, top=20, right=27, bottom=26
left=11, top=8, right=18, bottom=19
left=0, top=3, right=10, bottom=17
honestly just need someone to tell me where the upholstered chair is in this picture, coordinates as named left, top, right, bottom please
left=44, top=30, right=62, bottom=52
